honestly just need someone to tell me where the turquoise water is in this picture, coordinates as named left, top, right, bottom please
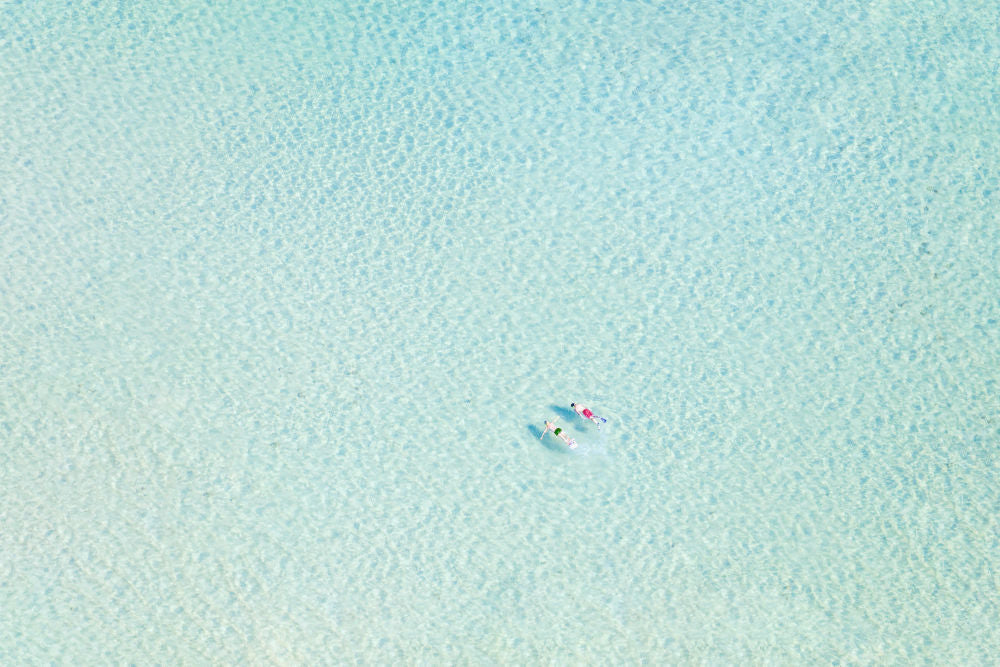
left=2, top=0, right=998, bottom=662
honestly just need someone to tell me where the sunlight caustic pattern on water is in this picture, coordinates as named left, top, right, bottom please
left=2, top=0, right=998, bottom=662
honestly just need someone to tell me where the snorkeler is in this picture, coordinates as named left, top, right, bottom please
left=571, top=403, right=607, bottom=429
left=541, top=418, right=578, bottom=449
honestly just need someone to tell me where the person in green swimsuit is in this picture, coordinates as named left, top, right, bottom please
left=541, top=418, right=577, bottom=449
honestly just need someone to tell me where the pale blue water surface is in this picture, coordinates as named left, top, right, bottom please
left=2, top=1, right=999, bottom=663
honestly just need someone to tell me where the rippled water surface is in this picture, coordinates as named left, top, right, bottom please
left=2, top=1, right=998, bottom=662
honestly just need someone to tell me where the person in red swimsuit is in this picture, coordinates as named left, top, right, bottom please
left=571, top=403, right=607, bottom=429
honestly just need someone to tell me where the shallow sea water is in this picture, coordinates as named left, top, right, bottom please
left=2, top=0, right=999, bottom=663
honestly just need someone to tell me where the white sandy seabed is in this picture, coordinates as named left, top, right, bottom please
left=1, top=0, right=998, bottom=662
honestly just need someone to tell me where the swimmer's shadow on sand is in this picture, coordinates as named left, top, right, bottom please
left=548, top=405, right=578, bottom=421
